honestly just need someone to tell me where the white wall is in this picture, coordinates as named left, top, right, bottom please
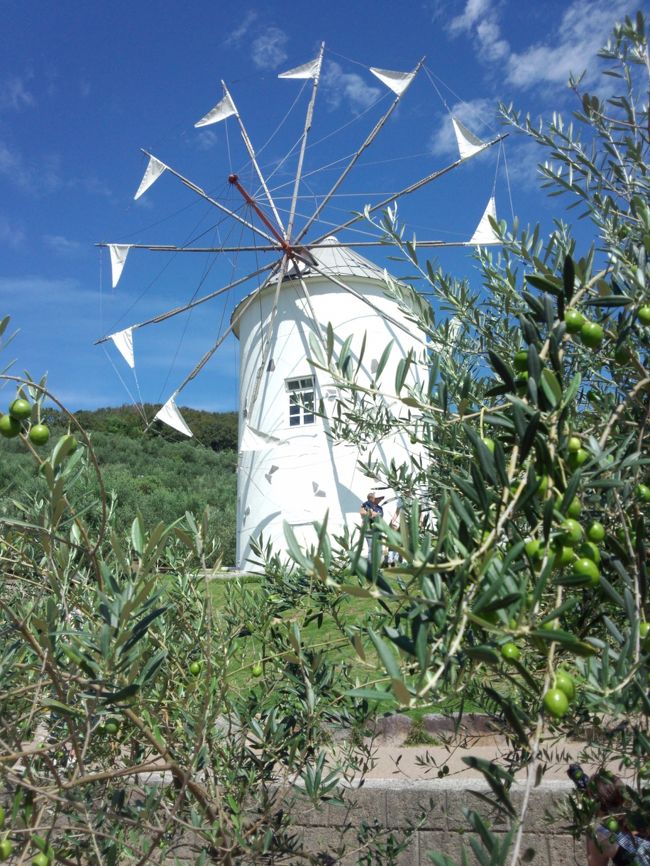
left=234, top=273, right=425, bottom=571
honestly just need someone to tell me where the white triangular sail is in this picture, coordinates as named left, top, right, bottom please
left=369, top=67, right=415, bottom=96
left=278, top=56, right=321, bottom=80
left=469, top=196, right=500, bottom=245
left=108, top=244, right=131, bottom=288
left=134, top=156, right=166, bottom=200
left=452, top=117, right=487, bottom=161
left=109, top=327, right=135, bottom=368
left=154, top=398, right=193, bottom=437
left=194, top=92, right=237, bottom=127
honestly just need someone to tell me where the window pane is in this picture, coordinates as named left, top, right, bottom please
left=303, top=414, right=315, bottom=424
left=289, top=416, right=300, bottom=426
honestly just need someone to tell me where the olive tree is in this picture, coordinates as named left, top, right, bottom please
left=297, top=11, right=649, bottom=864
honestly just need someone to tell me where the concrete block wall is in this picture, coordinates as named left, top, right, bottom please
left=291, top=779, right=585, bottom=866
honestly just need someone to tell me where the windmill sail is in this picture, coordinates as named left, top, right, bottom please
left=134, top=155, right=166, bottom=200
left=469, top=196, right=500, bottom=245
left=452, top=117, right=487, bottom=161
left=278, top=55, right=321, bottom=79
left=194, top=92, right=237, bottom=127
left=369, top=67, right=415, bottom=96
left=108, top=244, right=131, bottom=288
left=154, top=398, right=193, bottom=437
left=109, top=327, right=135, bottom=368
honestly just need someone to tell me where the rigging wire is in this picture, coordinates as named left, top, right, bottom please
left=500, top=140, right=516, bottom=223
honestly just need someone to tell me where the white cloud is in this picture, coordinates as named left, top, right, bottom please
left=0, top=75, right=35, bottom=112
left=446, top=0, right=637, bottom=93
left=505, top=0, right=636, bottom=89
left=448, top=0, right=509, bottom=64
left=43, top=234, right=85, bottom=257
left=0, top=214, right=25, bottom=249
left=323, top=61, right=381, bottom=113
left=224, top=10, right=258, bottom=47
left=251, top=27, right=288, bottom=70
left=0, top=275, right=90, bottom=304
left=428, top=98, right=496, bottom=158
left=0, top=140, right=63, bottom=193
left=449, top=0, right=494, bottom=34
left=194, top=129, right=219, bottom=151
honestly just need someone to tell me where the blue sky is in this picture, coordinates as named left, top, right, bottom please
left=0, top=0, right=638, bottom=415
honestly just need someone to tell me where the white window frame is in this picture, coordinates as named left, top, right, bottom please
left=286, top=376, right=316, bottom=427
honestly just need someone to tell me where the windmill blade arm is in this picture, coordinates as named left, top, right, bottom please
left=309, top=133, right=507, bottom=247
left=286, top=42, right=325, bottom=241
left=95, top=260, right=278, bottom=345
left=96, top=242, right=283, bottom=253
left=223, top=81, right=286, bottom=234
left=159, top=265, right=282, bottom=401
left=294, top=57, right=425, bottom=245
left=141, top=150, right=278, bottom=246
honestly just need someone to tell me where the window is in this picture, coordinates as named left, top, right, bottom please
left=286, top=376, right=315, bottom=427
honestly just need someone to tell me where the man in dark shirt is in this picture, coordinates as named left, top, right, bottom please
left=360, top=490, right=384, bottom=556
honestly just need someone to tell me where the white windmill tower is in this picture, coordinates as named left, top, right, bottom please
left=97, top=44, right=505, bottom=571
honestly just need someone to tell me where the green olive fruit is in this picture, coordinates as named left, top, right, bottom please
left=29, top=424, right=50, bottom=446
left=567, top=436, right=581, bottom=453
left=566, top=498, right=582, bottom=519
left=564, top=310, right=585, bottom=333
left=604, top=817, right=620, bottom=833
left=0, top=840, right=13, bottom=861
left=543, top=688, right=569, bottom=718
left=525, top=539, right=543, bottom=561
left=104, top=720, right=119, bottom=735
left=586, top=521, right=605, bottom=543
left=640, top=622, right=650, bottom=650
left=32, top=852, right=49, bottom=866
left=188, top=661, right=202, bottom=676
left=568, top=448, right=589, bottom=469
left=501, top=642, right=521, bottom=662
left=481, top=437, right=495, bottom=453
left=577, top=542, right=601, bottom=564
left=0, top=414, right=20, bottom=438
left=536, top=475, right=551, bottom=496
left=613, top=343, right=632, bottom=365
left=251, top=662, right=263, bottom=678
left=573, top=557, right=600, bottom=586
left=554, top=670, right=576, bottom=701
left=637, top=305, right=650, bottom=326
left=9, top=397, right=32, bottom=420
left=513, top=350, right=529, bottom=372
left=580, top=321, right=604, bottom=349
left=553, top=545, right=576, bottom=569
left=541, top=618, right=560, bottom=631
left=636, top=483, right=650, bottom=503
left=561, top=518, right=584, bottom=546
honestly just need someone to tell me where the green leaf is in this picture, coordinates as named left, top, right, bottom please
left=526, top=274, right=562, bottom=296
left=368, top=628, right=401, bottom=680
left=540, top=369, right=562, bottom=408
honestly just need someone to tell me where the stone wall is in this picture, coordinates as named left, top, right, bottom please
left=288, top=778, right=584, bottom=866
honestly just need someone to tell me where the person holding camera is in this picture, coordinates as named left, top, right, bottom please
left=360, top=490, right=384, bottom=556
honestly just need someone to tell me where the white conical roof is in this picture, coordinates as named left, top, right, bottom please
left=273, top=236, right=385, bottom=283
left=231, top=236, right=390, bottom=333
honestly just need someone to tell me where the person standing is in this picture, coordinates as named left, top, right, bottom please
left=360, top=490, right=384, bottom=556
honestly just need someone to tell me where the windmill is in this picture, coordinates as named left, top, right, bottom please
left=96, top=45, right=506, bottom=571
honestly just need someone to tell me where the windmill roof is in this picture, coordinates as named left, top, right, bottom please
left=275, top=235, right=386, bottom=282
left=231, top=236, right=392, bottom=333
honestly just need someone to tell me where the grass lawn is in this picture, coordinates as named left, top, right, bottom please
left=207, top=575, right=481, bottom=718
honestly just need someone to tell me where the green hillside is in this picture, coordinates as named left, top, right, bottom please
left=0, top=405, right=238, bottom=565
